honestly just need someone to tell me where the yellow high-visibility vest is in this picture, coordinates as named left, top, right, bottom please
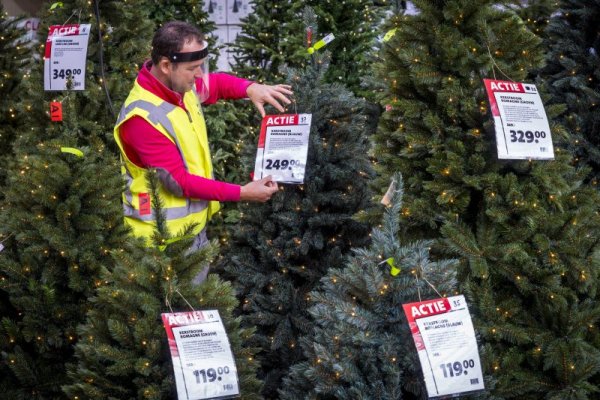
left=114, top=81, right=219, bottom=241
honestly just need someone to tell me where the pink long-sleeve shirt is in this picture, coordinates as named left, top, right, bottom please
left=118, top=61, right=253, bottom=202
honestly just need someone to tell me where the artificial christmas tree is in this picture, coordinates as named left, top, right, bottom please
left=63, top=171, right=262, bottom=400
left=219, top=48, right=373, bottom=397
left=229, top=1, right=304, bottom=84
left=371, top=0, right=600, bottom=398
left=231, top=1, right=384, bottom=95
left=540, top=0, right=600, bottom=182
left=0, top=1, right=153, bottom=397
left=0, top=97, right=130, bottom=399
left=281, top=175, right=457, bottom=399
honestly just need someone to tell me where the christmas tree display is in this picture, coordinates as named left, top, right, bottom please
left=540, top=0, right=600, bottom=182
left=0, top=97, right=130, bottom=398
left=231, top=1, right=384, bottom=95
left=63, top=171, right=262, bottom=399
left=229, top=0, right=304, bottom=84
left=219, top=48, right=374, bottom=397
left=281, top=174, right=457, bottom=399
left=371, top=0, right=600, bottom=398
left=0, top=2, right=152, bottom=398
left=0, top=6, right=30, bottom=193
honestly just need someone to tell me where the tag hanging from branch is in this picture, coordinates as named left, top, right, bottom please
left=60, top=147, right=84, bottom=158
left=306, top=26, right=313, bottom=48
left=383, top=28, right=397, bottom=42
left=50, top=101, right=63, bottom=121
left=381, top=178, right=397, bottom=206
left=379, top=257, right=401, bottom=276
left=308, top=33, right=335, bottom=54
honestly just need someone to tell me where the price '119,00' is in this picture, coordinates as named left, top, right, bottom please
left=193, top=366, right=231, bottom=384
left=440, top=359, right=476, bottom=378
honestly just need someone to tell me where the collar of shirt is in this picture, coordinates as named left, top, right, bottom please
left=137, top=60, right=187, bottom=110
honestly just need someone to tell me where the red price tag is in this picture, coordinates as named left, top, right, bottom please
left=50, top=101, right=62, bottom=121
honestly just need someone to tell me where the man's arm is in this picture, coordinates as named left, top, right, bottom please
left=200, top=73, right=253, bottom=105
left=200, top=73, right=294, bottom=117
left=120, top=116, right=241, bottom=201
left=119, top=117, right=278, bottom=202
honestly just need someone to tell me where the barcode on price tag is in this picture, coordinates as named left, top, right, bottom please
left=484, top=79, right=554, bottom=160
left=253, top=114, right=312, bottom=184
left=403, top=296, right=485, bottom=398
left=162, top=310, right=240, bottom=400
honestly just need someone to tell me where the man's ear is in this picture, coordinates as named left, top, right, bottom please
left=157, top=57, right=172, bottom=75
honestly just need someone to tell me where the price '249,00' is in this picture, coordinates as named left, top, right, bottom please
left=265, top=159, right=300, bottom=170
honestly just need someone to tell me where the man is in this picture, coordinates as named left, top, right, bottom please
left=114, top=21, right=292, bottom=252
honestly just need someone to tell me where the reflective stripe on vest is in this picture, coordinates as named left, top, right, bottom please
left=117, top=99, right=188, bottom=169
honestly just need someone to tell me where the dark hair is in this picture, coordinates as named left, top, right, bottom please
left=151, top=21, right=204, bottom=65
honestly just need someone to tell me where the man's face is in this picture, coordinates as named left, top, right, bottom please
left=167, top=40, right=206, bottom=94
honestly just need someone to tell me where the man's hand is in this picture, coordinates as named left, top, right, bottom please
left=246, top=83, right=293, bottom=117
left=240, top=175, right=279, bottom=202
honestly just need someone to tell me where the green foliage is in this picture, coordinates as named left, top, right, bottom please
left=0, top=97, right=130, bottom=399
left=231, top=1, right=385, bottom=95
left=281, top=174, right=457, bottom=399
left=0, top=7, right=30, bottom=194
left=510, top=0, right=558, bottom=39
left=218, top=51, right=374, bottom=398
left=0, top=1, right=153, bottom=398
left=372, top=0, right=600, bottom=398
left=539, top=0, right=600, bottom=183
left=63, top=172, right=261, bottom=399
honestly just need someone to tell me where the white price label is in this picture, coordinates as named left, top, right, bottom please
left=253, top=114, right=312, bottom=184
left=162, top=310, right=240, bottom=400
left=403, top=296, right=485, bottom=398
left=44, top=24, right=91, bottom=91
left=484, top=79, right=554, bottom=160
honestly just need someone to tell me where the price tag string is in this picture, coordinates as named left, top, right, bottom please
left=0, top=232, right=14, bottom=244
left=165, top=282, right=175, bottom=314
left=59, top=9, right=82, bottom=29
left=422, top=275, right=443, bottom=298
left=175, top=288, right=197, bottom=312
left=414, top=269, right=443, bottom=301
left=93, top=0, right=116, bottom=118
left=484, top=29, right=514, bottom=82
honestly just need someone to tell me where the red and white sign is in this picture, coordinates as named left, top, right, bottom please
left=253, top=113, right=312, bottom=184
left=484, top=79, right=554, bottom=160
left=44, top=24, right=91, bottom=91
left=403, top=295, right=484, bottom=398
left=162, top=310, right=240, bottom=400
